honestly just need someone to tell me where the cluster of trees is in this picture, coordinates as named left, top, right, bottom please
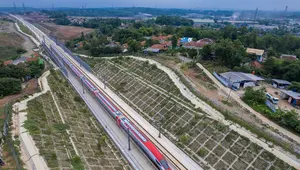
left=0, top=61, right=44, bottom=98
left=155, top=15, right=194, bottom=26
left=262, top=57, right=300, bottom=82
left=0, top=78, right=21, bottom=97
left=41, top=10, right=70, bottom=25
left=243, top=87, right=300, bottom=134
left=90, top=46, right=122, bottom=56
left=48, top=8, right=233, bottom=17
left=288, top=82, right=300, bottom=92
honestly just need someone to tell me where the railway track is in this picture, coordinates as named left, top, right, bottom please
left=51, top=42, right=188, bottom=170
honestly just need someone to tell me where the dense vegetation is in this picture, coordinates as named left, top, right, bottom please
left=42, top=8, right=233, bottom=17
left=0, top=46, right=27, bottom=61
left=0, top=61, right=44, bottom=98
left=155, top=15, right=194, bottom=26
left=0, top=78, right=21, bottom=97
left=243, top=87, right=300, bottom=134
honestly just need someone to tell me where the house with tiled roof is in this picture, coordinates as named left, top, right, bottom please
left=280, top=54, right=298, bottom=61
left=26, top=57, right=39, bottom=62
left=151, top=35, right=172, bottom=41
left=151, top=44, right=168, bottom=51
left=183, top=38, right=214, bottom=49
left=3, top=60, right=13, bottom=66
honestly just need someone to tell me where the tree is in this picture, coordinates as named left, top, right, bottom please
left=80, top=32, right=85, bottom=41
left=288, top=81, right=300, bottom=92
left=0, top=78, right=21, bottom=97
left=214, top=39, right=246, bottom=68
left=171, top=35, right=178, bottom=49
left=188, top=49, right=198, bottom=59
left=243, top=87, right=266, bottom=105
left=128, top=40, right=141, bottom=52
left=223, top=25, right=238, bottom=40
left=201, top=44, right=213, bottom=60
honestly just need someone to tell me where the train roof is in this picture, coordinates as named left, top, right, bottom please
left=121, top=117, right=165, bottom=161
left=95, top=91, right=117, bottom=112
left=83, top=78, right=97, bottom=91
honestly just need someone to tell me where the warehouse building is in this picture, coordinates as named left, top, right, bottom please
left=215, top=72, right=264, bottom=90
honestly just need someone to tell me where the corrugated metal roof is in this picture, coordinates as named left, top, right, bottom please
left=220, top=72, right=264, bottom=83
left=280, top=90, right=300, bottom=100
left=272, top=79, right=291, bottom=85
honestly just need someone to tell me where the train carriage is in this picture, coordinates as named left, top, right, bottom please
left=119, top=117, right=170, bottom=170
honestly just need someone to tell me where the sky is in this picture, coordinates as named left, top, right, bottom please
left=1, top=0, right=300, bottom=11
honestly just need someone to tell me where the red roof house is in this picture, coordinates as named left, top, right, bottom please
left=26, top=57, right=38, bottom=62
left=151, top=35, right=172, bottom=41
left=3, top=60, right=13, bottom=66
left=151, top=44, right=168, bottom=50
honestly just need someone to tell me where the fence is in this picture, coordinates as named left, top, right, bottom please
left=265, top=100, right=277, bottom=112
left=1, top=103, right=22, bottom=170
left=49, top=35, right=91, bottom=72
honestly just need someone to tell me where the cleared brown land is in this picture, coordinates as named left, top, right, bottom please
left=40, top=22, right=94, bottom=42
left=0, top=32, right=24, bottom=47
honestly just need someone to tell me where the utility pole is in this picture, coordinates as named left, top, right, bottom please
left=127, top=127, right=131, bottom=151
left=81, top=80, right=85, bottom=94
left=13, top=2, right=16, bottom=12
left=253, top=7, right=258, bottom=27
left=22, top=3, right=26, bottom=12
left=284, top=6, right=288, bottom=18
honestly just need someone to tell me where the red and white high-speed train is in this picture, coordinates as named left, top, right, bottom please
left=52, top=46, right=171, bottom=170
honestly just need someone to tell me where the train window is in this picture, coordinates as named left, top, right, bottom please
left=155, top=160, right=161, bottom=166
left=160, top=160, right=169, bottom=169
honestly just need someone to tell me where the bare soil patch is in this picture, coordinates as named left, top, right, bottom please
left=0, top=32, right=24, bottom=47
left=40, top=22, right=94, bottom=42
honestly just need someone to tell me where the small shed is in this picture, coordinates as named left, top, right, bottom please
left=272, top=79, right=291, bottom=89
left=280, top=90, right=300, bottom=106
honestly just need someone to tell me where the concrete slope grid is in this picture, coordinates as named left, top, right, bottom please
left=123, top=56, right=300, bottom=169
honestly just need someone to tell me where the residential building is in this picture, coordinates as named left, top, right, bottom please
left=246, top=48, right=265, bottom=62
left=180, top=37, right=193, bottom=43
left=280, top=90, right=300, bottom=106
left=280, top=54, right=298, bottom=61
left=3, top=60, right=13, bottom=66
left=151, top=44, right=168, bottom=51
left=12, top=57, right=27, bottom=65
left=183, top=38, right=214, bottom=49
left=151, top=35, right=172, bottom=41
left=272, top=79, right=291, bottom=89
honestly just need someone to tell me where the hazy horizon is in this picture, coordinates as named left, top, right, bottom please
left=1, top=0, right=300, bottom=11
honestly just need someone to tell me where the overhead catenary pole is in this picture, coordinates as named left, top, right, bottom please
left=127, top=127, right=131, bottom=151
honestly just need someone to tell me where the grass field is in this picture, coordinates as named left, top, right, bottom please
left=0, top=21, right=26, bottom=60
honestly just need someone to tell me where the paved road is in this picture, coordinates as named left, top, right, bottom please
left=12, top=15, right=156, bottom=170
